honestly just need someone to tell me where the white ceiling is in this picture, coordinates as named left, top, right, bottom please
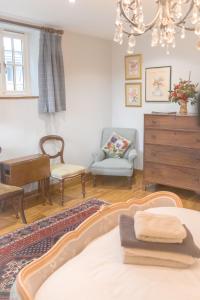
left=0, top=1, right=160, bottom=39
left=0, top=0, right=117, bottom=40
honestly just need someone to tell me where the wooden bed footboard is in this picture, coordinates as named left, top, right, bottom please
left=15, top=191, right=182, bottom=300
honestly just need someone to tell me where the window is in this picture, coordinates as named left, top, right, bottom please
left=0, top=30, right=30, bottom=96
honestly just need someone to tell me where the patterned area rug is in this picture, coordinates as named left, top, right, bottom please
left=0, top=199, right=108, bottom=300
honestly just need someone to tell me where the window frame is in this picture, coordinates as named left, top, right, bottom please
left=0, top=30, right=31, bottom=97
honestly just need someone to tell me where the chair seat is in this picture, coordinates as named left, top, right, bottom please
left=90, top=158, right=133, bottom=177
left=0, top=183, right=23, bottom=198
left=51, top=164, right=85, bottom=180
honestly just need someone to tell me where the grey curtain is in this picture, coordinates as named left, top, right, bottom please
left=38, top=30, right=66, bottom=113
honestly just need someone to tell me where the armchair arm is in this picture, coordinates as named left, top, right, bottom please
left=128, top=149, right=137, bottom=164
left=92, top=149, right=105, bottom=162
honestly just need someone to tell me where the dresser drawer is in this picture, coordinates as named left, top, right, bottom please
left=175, top=115, right=200, bottom=131
left=145, top=129, right=200, bottom=149
left=144, top=144, right=200, bottom=169
left=144, top=115, right=176, bottom=129
left=144, top=162, right=200, bottom=191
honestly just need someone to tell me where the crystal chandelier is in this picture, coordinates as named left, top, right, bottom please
left=114, top=0, right=200, bottom=54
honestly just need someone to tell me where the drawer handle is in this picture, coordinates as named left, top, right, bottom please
left=151, top=152, right=156, bottom=157
left=151, top=135, right=156, bottom=139
left=152, top=120, right=157, bottom=125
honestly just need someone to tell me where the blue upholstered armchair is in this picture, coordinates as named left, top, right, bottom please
left=89, top=128, right=137, bottom=188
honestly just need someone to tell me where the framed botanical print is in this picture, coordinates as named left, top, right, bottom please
left=125, top=83, right=142, bottom=107
left=125, top=54, right=142, bottom=80
left=145, top=66, right=172, bottom=102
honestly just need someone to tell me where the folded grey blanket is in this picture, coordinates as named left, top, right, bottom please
left=119, top=214, right=200, bottom=258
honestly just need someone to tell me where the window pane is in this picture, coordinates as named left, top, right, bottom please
left=6, top=65, right=14, bottom=91
left=14, top=51, right=23, bottom=65
left=3, top=37, right=12, bottom=50
left=14, top=39, right=22, bottom=52
left=15, top=66, right=24, bottom=91
left=4, top=50, right=13, bottom=64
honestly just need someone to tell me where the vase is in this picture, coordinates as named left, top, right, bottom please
left=179, top=100, right=188, bottom=114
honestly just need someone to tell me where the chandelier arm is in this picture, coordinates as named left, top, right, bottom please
left=120, top=0, right=161, bottom=34
left=174, top=0, right=195, bottom=31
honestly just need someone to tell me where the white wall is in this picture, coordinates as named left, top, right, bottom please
left=0, top=31, right=112, bottom=167
left=112, top=32, right=200, bottom=170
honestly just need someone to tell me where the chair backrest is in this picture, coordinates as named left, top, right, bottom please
left=39, top=135, right=65, bottom=163
left=100, top=128, right=137, bottom=158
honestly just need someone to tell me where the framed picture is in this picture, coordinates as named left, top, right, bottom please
left=125, top=83, right=142, bottom=107
left=145, top=66, right=172, bottom=102
left=125, top=54, right=142, bottom=80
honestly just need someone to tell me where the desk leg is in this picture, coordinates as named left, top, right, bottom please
left=41, top=179, right=46, bottom=205
left=18, top=193, right=27, bottom=224
left=60, top=180, right=64, bottom=206
left=11, top=198, right=19, bottom=219
left=46, top=177, right=52, bottom=205
left=81, top=173, right=86, bottom=198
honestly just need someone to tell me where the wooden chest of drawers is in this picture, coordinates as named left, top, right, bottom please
left=144, top=114, right=200, bottom=193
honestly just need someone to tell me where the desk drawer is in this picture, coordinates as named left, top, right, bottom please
left=144, top=144, right=200, bottom=169
left=145, top=129, right=200, bottom=149
left=144, top=162, right=200, bottom=191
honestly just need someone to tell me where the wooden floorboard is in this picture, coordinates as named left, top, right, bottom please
left=0, top=171, right=200, bottom=235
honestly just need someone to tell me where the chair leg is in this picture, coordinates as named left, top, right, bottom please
left=60, top=180, right=65, bottom=206
left=18, top=193, right=27, bottom=224
left=81, top=173, right=86, bottom=198
left=93, top=175, right=97, bottom=187
left=127, top=176, right=132, bottom=189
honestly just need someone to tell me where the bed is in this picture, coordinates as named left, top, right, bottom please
left=12, top=192, right=200, bottom=300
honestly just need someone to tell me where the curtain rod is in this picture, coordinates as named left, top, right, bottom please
left=0, top=17, right=64, bottom=35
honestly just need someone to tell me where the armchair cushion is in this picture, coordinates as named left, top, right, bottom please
left=92, top=150, right=105, bottom=162
left=90, top=158, right=133, bottom=177
left=102, top=132, right=131, bottom=158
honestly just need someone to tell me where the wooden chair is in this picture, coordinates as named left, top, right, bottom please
left=39, top=135, right=86, bottom=205
left=0, top=183, right=27, bottom=224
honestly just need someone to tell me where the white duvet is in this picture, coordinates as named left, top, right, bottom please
left=35, top=207, right=200, bottom=300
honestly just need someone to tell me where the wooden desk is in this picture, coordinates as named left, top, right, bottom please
left=0, top=154, right=51, bottom=203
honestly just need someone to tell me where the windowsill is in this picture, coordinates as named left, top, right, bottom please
left=0, top=96, right=39, bottom=100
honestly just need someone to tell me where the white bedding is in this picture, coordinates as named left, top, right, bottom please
left=35, top=207, right=200, bottom=300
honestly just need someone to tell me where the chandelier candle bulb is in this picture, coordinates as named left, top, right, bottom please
left=191, top=5, right=199, bottom=24
left=194, top=0, right=200, bottom=5
left=195, top=22, right=200, bottom=35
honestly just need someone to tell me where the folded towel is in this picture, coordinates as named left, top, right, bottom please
left=123, top=255, right=191, bottom=269
left=134, top=211, right=187, bottom=243
left=119, top=215, right=200, bottom=258
left=123, top=247, right=196, bottom=265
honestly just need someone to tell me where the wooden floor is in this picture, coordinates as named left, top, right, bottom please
left=0, top=171, right=200, bottom=235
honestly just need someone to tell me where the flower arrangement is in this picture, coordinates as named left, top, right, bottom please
left=169, top=79, right=198, bottom=105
